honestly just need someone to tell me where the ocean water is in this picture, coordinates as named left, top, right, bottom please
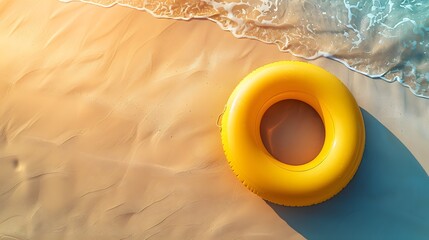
left=63, top=0, right=429, bottom=98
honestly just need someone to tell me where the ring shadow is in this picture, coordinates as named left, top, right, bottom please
left=268, top=109, right=429, bottom=239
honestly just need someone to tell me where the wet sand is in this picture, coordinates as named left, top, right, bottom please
left=0, top=1, right=428, bottom=239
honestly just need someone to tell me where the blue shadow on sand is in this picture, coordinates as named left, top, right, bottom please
left=269, top=109, right=429, bottom=239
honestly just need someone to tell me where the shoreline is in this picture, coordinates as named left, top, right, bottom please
left=67, top=0, right=429, bottom=99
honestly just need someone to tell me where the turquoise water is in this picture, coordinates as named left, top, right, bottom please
left=66, top=0, right=429, bottom=98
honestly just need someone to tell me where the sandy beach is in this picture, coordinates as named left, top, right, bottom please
left=0, top=1, right=428, bottom=239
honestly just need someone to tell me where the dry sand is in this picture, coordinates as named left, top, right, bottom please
left=0, top=1, right=428, bottom=239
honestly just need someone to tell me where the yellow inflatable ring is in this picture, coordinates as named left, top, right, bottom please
left=221, top=61, right=365, bottom=206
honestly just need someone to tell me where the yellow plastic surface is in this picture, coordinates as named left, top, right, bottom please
left=221, top=61, right=365, bottom=206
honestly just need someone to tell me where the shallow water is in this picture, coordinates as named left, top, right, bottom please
left=62, top=0, right=429, bottom=98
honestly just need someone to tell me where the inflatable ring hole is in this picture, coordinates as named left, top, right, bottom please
left=260, top=99, right=325, bottom=166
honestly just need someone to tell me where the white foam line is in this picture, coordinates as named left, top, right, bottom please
left=59, top=0, right=429, bottom=99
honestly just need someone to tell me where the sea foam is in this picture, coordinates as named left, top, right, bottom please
left=62, top=0, right=429, bottom=98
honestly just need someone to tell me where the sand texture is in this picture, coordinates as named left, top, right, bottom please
left=0, top=1, right=428, bottom=239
